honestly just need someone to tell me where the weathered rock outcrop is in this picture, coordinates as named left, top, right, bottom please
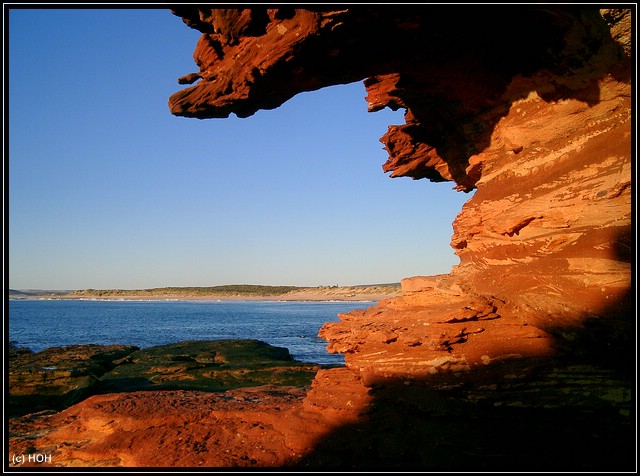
left=8, top=358, right=632, bottom=469
left=8, top=6, right=632, bottom=470
left=168, top=6, right=632, bottom=370
left=166, top=5, right=634, bottom=469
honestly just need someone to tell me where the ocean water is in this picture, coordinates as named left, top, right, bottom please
left=8, top=299, right=373, bottom=365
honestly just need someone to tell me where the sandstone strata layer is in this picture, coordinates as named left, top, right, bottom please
left=169, top=6, right=631, bottom=337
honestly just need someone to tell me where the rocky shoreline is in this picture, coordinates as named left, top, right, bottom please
left=8, top=331, right=634, bottom=470
left=8, top=340, right=328, bottom=419
left=7, top=340, right=363, bottom=469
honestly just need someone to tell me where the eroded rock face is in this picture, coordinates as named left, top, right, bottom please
left=165, top=7, right=634, bottom=469
left=169, top=6, right=632, bottom=374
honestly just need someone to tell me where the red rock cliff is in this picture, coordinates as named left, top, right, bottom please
left=169, top=6, right=632, bottom=373
left=166, top=7, right=635, bottom=469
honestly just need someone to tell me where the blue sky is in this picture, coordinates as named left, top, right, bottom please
left=7, top=8, right=473, bottom=290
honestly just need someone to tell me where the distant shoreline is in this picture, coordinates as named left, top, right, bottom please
left=9, top=299, right=382, bottom=305
left=9, top=284, right=403, bottom=303
left=9, top=296, right=386, bottom=303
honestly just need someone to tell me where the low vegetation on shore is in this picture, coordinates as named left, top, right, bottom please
left=69, top=285, right=303, bottom=298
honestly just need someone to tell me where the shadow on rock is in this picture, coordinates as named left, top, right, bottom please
left=296, top=286, right=635, bottom=472
left=296, top=357, right=634, bottom=471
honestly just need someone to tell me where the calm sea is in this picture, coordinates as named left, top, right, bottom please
left=7, top=299, right=372, bottom=365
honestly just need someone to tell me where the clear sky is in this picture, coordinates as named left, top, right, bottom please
left=7, top=7, right=473, bottom=290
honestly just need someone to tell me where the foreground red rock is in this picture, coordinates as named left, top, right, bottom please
left=9, top=369, right=374, bottom=468
left=9, top=362, right=632, bottom=469
left=8, top=6, right=633, bottom=470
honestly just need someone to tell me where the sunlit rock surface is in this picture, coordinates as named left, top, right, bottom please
left=168, top=3, right=632, bottom=390
left=8, top=6, right=633, bottom=470
left=168, top=6, right=631, bottom=344
left=168, top=6, right=633, bottom=470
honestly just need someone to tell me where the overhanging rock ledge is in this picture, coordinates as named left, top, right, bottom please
left=167, top=6, right=634, bottom=469
left=169, top=5, right=632, bottom=374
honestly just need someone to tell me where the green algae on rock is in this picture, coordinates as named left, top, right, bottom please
left=9, top=340, right=328, bottom=417
left=98, top=339, right=326, bottom=393
left=8, top=343, right=139, bottom=417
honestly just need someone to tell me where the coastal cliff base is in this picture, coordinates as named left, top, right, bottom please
left=9, top=361, right=632, bottom=470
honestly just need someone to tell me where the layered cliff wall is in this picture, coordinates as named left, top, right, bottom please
left=169, top=6, right=632, bottom=374
left=164, top=8, right=635, bottom=469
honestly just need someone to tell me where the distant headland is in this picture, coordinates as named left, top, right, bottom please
left=8, top=283, right=402, bottom=302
